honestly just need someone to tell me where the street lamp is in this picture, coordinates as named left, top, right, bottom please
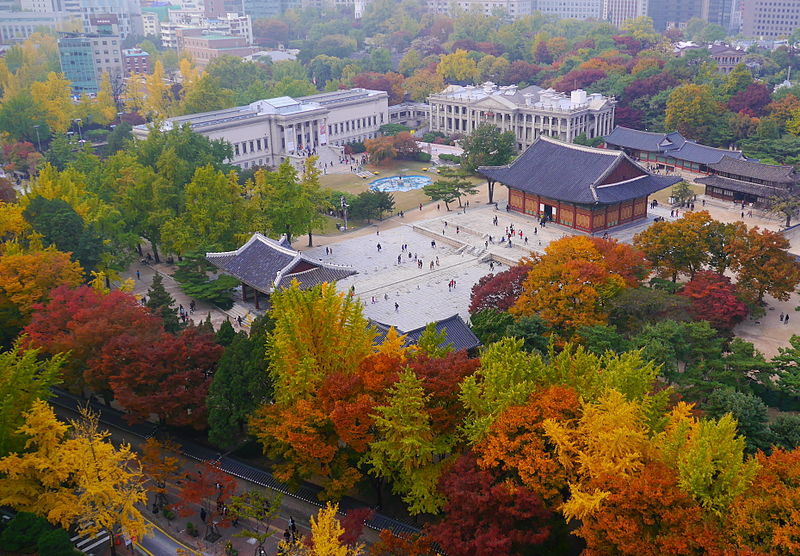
left=340, top=195, right=349, bottom=231
left=32, top=125, right=42, bottom=152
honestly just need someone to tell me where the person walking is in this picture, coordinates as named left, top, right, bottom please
left=780, top=312, right=785, bottom=323
left=377, top=243, right=381, bottom=252
left=785, top=315, right=790, bottom=325
left=394, top=302, right=399, bottom=312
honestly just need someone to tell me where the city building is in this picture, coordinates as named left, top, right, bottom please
left=533, top=0, right=603, bottom=21
left=122, top=47, right=151, bottom=74
left=58, top=33, right=123, bottom=93
left=426, top=0, right=531, bottom=18
left=161, top=11, right=253, bottom=49
left=206, top=233, right=357, bottom=309
left=132, top=88, right=389, bottom=169
left=709, top=43, right=746, bottom=73
left=703, top=0, right=736, bottom=31
left=178, top=30, right=257, bottom=67
left=142, top=11, right=161, bottom=37
left=603, top=126, right=744, bottom=173
left=602, top=0, right=648, bottom=26
left=649, top=0, right=702, bottom=31
left=241, top=0, right=301, bottom=18
left=20, top=0, right=62, bottom=12
left=696, top=156, right=800, bottom=206
left=76, top=0, right=143, bottom=38
left=479, top=136, right=680, bottom=232
left=388, top=102, right=429, bottom=130
left=742, top=0, right=800, bottom=39
left=428, top=83, right=616, bottom=151
left=0, top=11, right=81, bottom=44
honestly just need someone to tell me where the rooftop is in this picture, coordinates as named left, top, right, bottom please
left=372, top=314, right=481, bottom=352
left=479, top=136, right=679, bottom=205
left=604, top=126, right=744, bottom=166
left=709, top=156, right=798, bottom=184
left=206, top=233, right=357, bottom=294
left=430, top=82, right=612, bottom=112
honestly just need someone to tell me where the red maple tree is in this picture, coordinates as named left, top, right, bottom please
left=23, top=285, right=163, bottom=394
left=679, top=271, right=748, bottom=330
left=172, top=461, right=237, bottom=540
left=427, top=453, right=553, bottom=556
left=101, top=326, right=222, bottom=428
left=469, top=262, right=533, bottom=314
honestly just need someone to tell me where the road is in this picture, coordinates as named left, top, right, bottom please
left=135, top=520, right=202, bottom=556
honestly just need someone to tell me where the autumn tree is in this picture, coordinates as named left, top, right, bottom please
left=476, top=385, right=581, bottom=505
left=298, top=502, right=364, bottom=556
left=364, top=136, right=397, bottom=165
left=511, top=236, right=640, bottom=333
left=437, top=49, right=479, bottom=82
left=30, top=72, right=74, bottom=134
left=249, top=282, right=375, bottom=497
left=0, top=245, right=83, bottom=317
left=469, top=262, right=532, bottom=314
left=172, top=460, right=236, bottom=540
left=0, top=401, right=149, bottom=546
left=363, top=368, right=452, bottom=515
left=461, top=123, right=516, bottom=203
left=23, top=285, right=164, bottom=395
left=101, top=327, right=223, bottom=428
left=140, top=437, right=181, bottom=512
left=404, top=69, right=445, bottom=102
left=728, top=448, right=800, bottom=555
left=727, top=226, right=800, bottom=304
left=678, top=271, right=748, bottom=330
left=427, top=453, right=553, bottom=556
left=0, top=342, right=63, bottom=456
left=665, top=84, right=723, bottom=144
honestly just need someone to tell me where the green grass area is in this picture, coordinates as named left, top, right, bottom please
left=649, top=181, right=704, bottom=205
left=319, top=160, right=483, bottom=215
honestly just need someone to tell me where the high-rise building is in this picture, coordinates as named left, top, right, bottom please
left=142, top=11, right=161, bottom=37
left=648, top=0, right=702, bottom=30
left=602, top=0, right=648, bottom=26
left=742, top=0, right=800, bottom=38
left=58, top=33, right=123, bottom=93
left=702, top=0, right=736, bottom=30
left=20, top=0, right=64, bottom=12
left=0, top=11, right=81, bottom=43
left=240, top=0, right=282, bottom=18
left=427, top=0, right=531, bottom=18
left=77, top=0, right=143, bottom=38
left=533, top=0, right=603, bottom=20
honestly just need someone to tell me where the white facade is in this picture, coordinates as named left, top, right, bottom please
left=142, top=11, right=161, bottom=37
left=533, top=0, right=602, bottom=20
left=133, top=88, right=389, bottom=169
left=602, top=0, right=648, bottom=26
left=428, top=82, right=616, bottom=149
left=0, top=11, right=81, bottom=43
left=77, top=0, right=143, bottom=38
left=162, top=11, right=252, bottom=48
left=427, top=0, right=531, bottom=18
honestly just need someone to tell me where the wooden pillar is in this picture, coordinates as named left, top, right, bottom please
left=254, top=288, right=260, bottom=310
left=242, top=283, right=248, bottom=302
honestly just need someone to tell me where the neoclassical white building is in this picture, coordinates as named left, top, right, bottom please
left=427, top=83, right=616, bottom=150
left=133, top=88, right=388, bottom=169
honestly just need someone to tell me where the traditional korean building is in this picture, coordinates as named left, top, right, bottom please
left=372, top=314, right=481, bottom=353
left=206, top=233, right=357, bottom=309
left=603, top=126, right=744, bottom=174
left=696, top=156, right=800, bottom=206
left=479, top=136, right=681, bottom=233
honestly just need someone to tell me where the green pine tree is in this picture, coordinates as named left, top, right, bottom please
left=145, top=273, right=182, bottom=333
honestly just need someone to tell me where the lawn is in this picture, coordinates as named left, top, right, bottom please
left=319, top=159, right=483, bottom=216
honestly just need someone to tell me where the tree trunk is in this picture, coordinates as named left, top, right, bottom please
left=457, top=195, right=463, bottom=207
left=152, top=243, right=161, bottom=264
left=307, top=231, right=313, bottom=247
left=444, top=201, right=451, bottom=211
left=487, top=179, right=495, bottom=204
left=137, top=243, right=143, bottom=256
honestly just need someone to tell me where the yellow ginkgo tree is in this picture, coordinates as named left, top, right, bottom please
left=0, top=401, right=149, bottom=544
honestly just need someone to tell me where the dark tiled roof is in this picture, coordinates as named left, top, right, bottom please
left=371, top=314, right=481, bottom=352
left=604, top=126, right=743, bottom=165
left=696, top=175, right=791, bottom=198
left=709, top=156, right=798, bottom=184
left=207, top=233, right=356, bottom=293
left=479, top=136, right=625, bottom=204
left=595, top=175, right=681, bottom=203
left=479, top=136, right=674, bottom=205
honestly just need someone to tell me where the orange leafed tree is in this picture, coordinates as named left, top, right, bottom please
left=172, top=461, right=236, bottom=540
left=511, top=236, right=635, bottom=333
left=0, top=246, right=83, bottom=316
left=476, top=385, right=581, bottom=505
left=574, top=461, right=734, bottom=556
left=726, top=226, right=800, bottom=304
left=727, top=448, right=800, bottom=555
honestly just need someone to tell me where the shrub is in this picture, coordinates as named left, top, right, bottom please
left=85, top=128, right=109, bottom=141
left=438, top=153, right=461, bottom=163
left=415, top=151, right=432, bottom=162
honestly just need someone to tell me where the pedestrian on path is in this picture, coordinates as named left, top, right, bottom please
left=200, top=508, right=207, bottom=523
left=395, top=302, right=399, bottom=312
left=377, top=243, right=381, bottom=252
left=786, top=315, right=790, bottom=325
left=780, top=312, right=785, bottom=322
left=290, top=516, right=297, bottom=538
left=136, top=270, right=140, bottom=280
